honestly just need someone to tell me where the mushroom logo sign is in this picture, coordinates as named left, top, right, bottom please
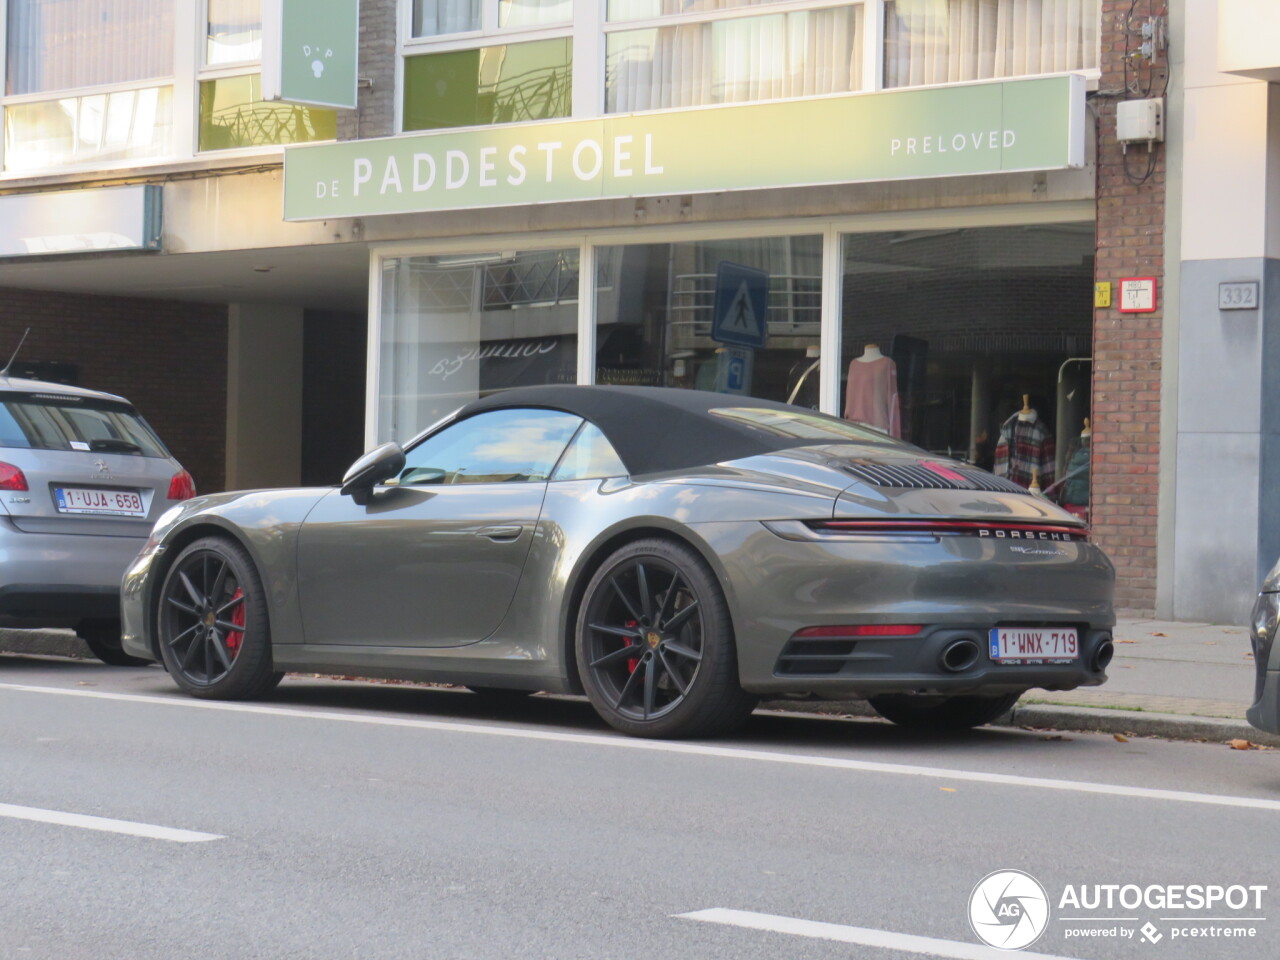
left=262, top=0, right=358, bottom=110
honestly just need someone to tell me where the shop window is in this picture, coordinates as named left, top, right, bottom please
left=198, top=74, right=336, bottom=151
left=605, top=6, right=863, bottom=112
left=403, top=38, right=573, bottom=131
left=839, top=224, right=1094, bottom=516
left=883, top=0, right=1099, bottom=88
left=378, top=249, right=581, bottom=443
left=594, top=235, right=822, bottom=406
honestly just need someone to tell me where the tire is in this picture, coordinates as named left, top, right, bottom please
left=867, top=691, right=1023, bottom=731
left=76, top=619, right=152, bottom=667
left=156, top=536, right=283, bottom=700
left=575, top=538, right=757, bottom=739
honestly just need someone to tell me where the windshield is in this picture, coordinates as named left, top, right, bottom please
left=0, top=392, right=170, bottom=457
left=708, top=406, right=898, bottom=444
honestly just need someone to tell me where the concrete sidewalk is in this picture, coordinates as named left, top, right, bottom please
left=2, top=618, right=1272, bottom=745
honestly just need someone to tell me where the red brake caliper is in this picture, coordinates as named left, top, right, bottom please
left=226, top=588, right=245, bottom=656
left=624, top=619, right=638, bottom=674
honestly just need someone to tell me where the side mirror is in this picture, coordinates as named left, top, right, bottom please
left=340, top=442, right=406, bottom=502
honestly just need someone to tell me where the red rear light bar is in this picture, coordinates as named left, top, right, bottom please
left=793, top=624, right=923, bottom=639
left=809, top=519, right=1088, bottom=541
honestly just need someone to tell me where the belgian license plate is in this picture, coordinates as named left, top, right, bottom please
left=989, top=627, right=1079, bottom=662
left=55, top=487, right=145, bottom=518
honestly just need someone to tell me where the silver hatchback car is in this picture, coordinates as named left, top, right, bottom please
left=1, top=374, right=195, bottom=665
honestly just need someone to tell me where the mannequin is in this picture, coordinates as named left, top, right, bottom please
left=994, top=394, right=1056, bottom=488
left=1061, top=417, right=1092, bottom=509
left=843, top=343, right=901, bottom=436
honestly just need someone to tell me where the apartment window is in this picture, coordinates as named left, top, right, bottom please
left=3, top=0, right=174, bottom=172
left=199, top=74, right=336, bottom=151
left=883, top=0, right=1099, bottom=87
left=606, top=5, right=863, bottom=113
left=403, top=38, right=572, bottom=131
left=207, top=0, right=263, bottom=66
left=197, top=0, right=335, bottom=152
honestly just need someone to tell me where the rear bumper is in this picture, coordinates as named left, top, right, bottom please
left=696, top=520, right=1115, bottom=698
left=0, top=520, right=144, bottom=625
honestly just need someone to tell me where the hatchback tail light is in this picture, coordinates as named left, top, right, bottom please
left=167, top=469, right=196, bottom=501
left=0, top=461, right=28, bottom=491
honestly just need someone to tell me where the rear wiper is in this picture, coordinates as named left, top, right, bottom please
left=88, top=438, right=143, bottom=454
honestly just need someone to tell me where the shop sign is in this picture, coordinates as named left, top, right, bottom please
left=0, top=185, right=161, bottom=257
left=262, top=0, right=359, bottom=110
left=283, top=75, right=1085, bottom=221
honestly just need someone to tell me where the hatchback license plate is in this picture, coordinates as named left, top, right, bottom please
left=55, top=487, right=145, bottom=518
left=989, top=627, right=1079, bottom=661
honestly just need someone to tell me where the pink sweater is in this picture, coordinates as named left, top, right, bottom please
left=843, top=355, right=901, bottom=437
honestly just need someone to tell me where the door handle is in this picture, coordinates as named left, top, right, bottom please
left=477, top=524, right=524, bottom=542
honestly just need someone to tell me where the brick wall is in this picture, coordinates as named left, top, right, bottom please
left=1091, top=1, right=1170, bottom=614
left=336, top=0, right=397, bottom=141
left=0, top=290, right=227, bottom=494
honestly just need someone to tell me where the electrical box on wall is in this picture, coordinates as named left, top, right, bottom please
left=1117, top=98, right=1165, bottom=145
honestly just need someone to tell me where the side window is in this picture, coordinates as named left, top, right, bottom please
left=399, top=408, right=581, bottom=485
left=551, top=422, right=628, bottom=481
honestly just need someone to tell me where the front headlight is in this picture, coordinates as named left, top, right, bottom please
left=1252, top=591, right=1280, bottom=666
left=1261, top=556, right=1280, bottom=593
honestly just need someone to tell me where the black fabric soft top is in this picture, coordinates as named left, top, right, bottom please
left=455, top=385, right=893, bottom=477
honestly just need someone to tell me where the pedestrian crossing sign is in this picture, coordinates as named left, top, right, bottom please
left=711, top=262, right=770, bottom=349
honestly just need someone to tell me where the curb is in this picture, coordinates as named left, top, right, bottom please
left=0, top=629, right=89, bottom=660
left=759, top=699, right=1280, bottom=747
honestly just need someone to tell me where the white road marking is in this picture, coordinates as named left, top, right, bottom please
left=2, top=681, right=1278, bottom=813
left=678, top=908, right=1080, bottom=960
left=0, top=802, right=223, bottom=843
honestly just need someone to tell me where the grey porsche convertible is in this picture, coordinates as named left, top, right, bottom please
left=121, top=386, right=1115, bottom=739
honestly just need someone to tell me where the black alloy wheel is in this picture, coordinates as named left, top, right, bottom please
left=576, top=538, right=756, bottom=738
left=867, top=691, right=1023, bottom=730
left=156, top=537, right=282, bottom=700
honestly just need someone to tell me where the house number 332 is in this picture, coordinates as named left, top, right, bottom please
left=1219, top=282, right=1259, bottom=310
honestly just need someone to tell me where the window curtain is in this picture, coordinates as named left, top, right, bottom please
left=6, top=0, right=174, bottom=96
left=414, top=0, right=481, bottom=37
left=207, top=0, right=263, bottom=65
left=607, top=6, right=863, bottom=113
left=884, top=0, right=1099, bottom=88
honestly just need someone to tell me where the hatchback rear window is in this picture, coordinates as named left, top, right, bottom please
left=0, top=392, right=169, bottom=458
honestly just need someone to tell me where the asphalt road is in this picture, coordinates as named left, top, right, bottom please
left=2, top=654, right=1277, bottom=960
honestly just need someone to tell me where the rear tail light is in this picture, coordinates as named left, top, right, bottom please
left=807, top=518, right=1088, bottom=542
left=167, top=469, right=196, bottom=501
left=0, top=461, right=29, bottom=491
left=792, top=625, right=923, bottom=639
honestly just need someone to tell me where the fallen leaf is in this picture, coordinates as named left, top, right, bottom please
left=1245, top=652, right=1255, bottom=659
left=1229, top=739, right=1258, bottom=751
left=1202, top=641, right=1218, bottom=646
left=76, top=681, right=97, bottom=686
left=1113, top=733, right=1130, bottom=742
left=1041, top=734, right=1072, bottom=741
left=1116, top=639, right=1137, bottom=644
left=939, top=787, right=957, bottom=793
left=1150, top=632, right=1168, bottom=637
